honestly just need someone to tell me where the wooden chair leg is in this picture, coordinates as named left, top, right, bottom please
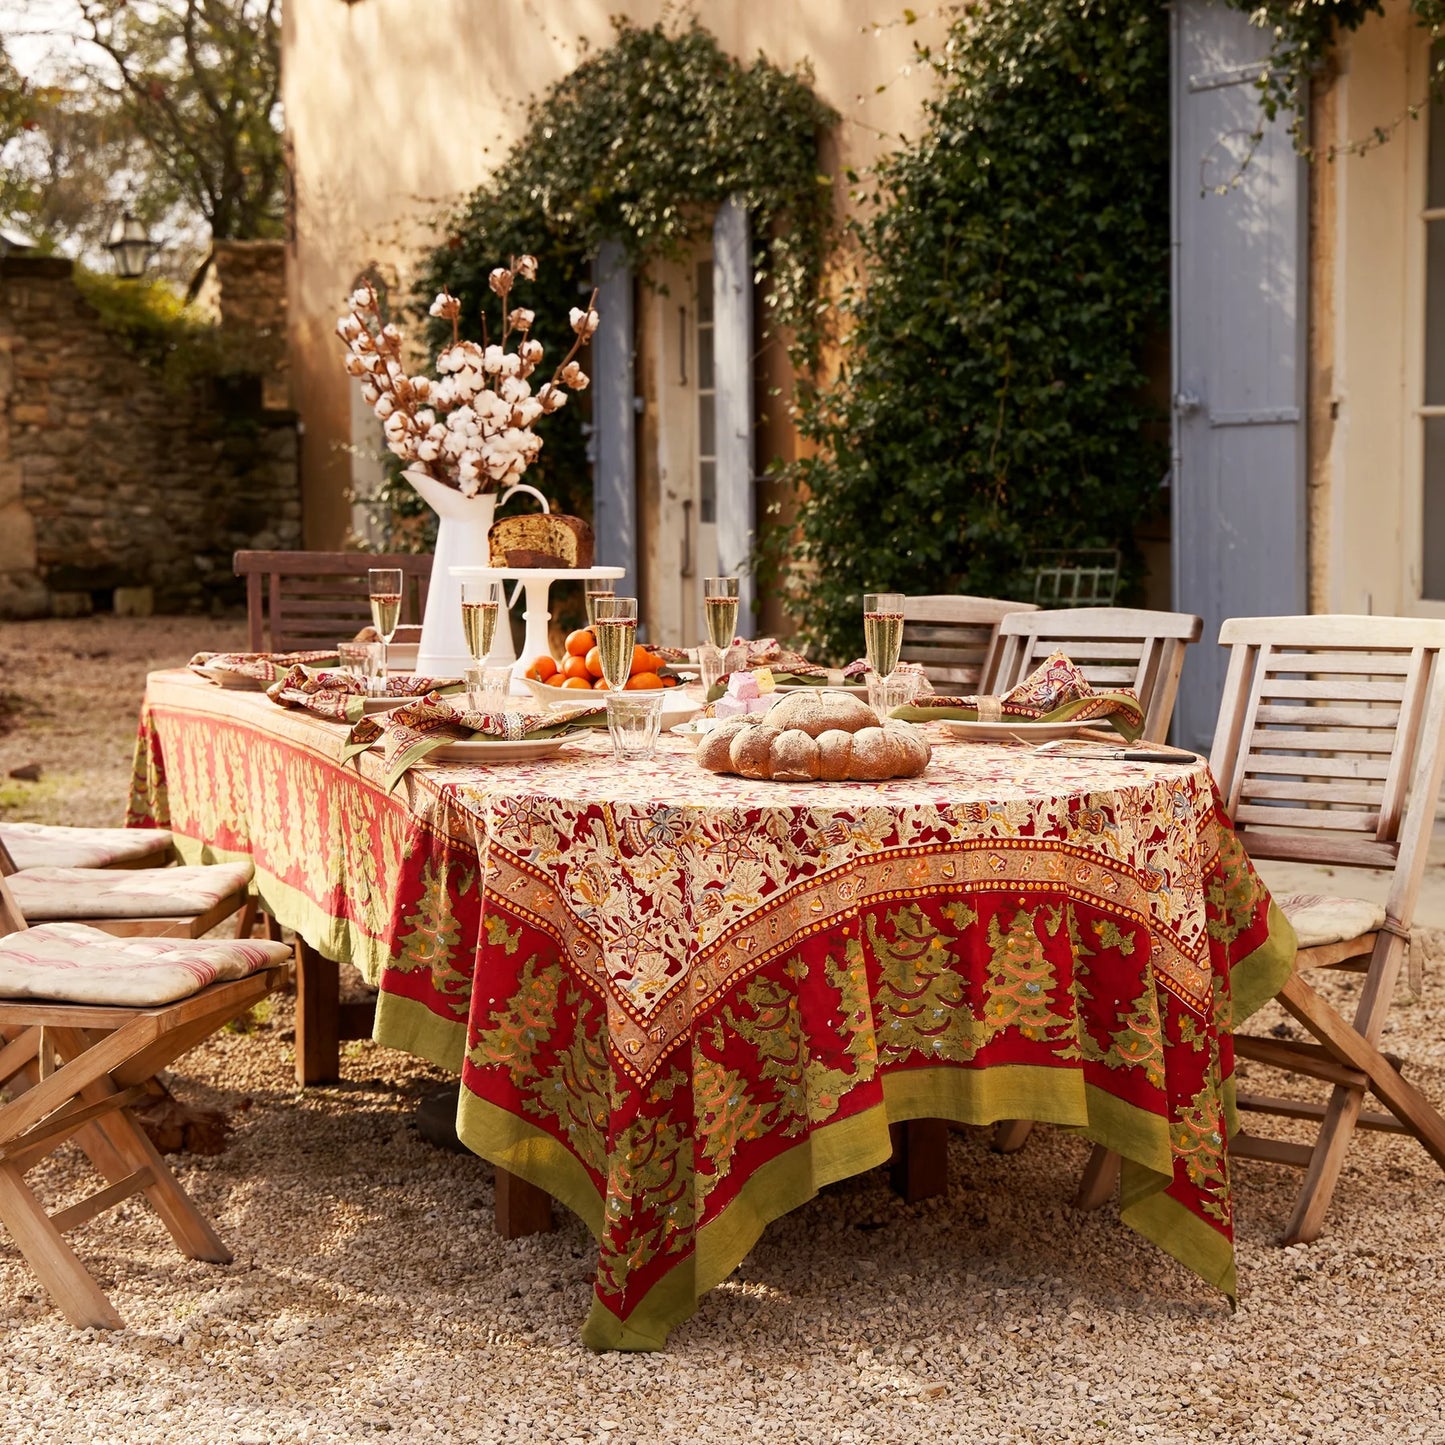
left=294, top=939, right=340, bottom=1086
left=1274, top=955, right=1445, bottom=1242
left=49, top=1029, right=228, bottom=1262
left=0, top=1159, right=123, bottom=1329
left=235, top=897, right=259, bottom=939
left=1073, top=1144, right=1120, bottom=1210
left=494, top=1168, right=554, bottom=1238
left=993, top=1119, right=1034, bottom=1153
left=888, top=1119, right=949, bottom=1203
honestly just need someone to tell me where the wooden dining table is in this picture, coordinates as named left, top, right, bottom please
left=129, top=669, right=1294, bottom=1350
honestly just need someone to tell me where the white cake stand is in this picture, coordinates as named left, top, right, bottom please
left=450, top=564, right=626, bottom=691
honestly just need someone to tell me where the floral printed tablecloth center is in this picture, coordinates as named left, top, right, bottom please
left=129, top=671, right=1294, bottom=1350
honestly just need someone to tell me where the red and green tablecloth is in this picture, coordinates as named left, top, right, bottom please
left=130, top=670, right=1295, bottom=1350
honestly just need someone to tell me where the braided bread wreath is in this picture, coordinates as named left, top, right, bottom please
left=695, top=690, right=930, bottom=782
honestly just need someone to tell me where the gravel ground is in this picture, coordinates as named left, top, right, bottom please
left=1, top=617, right=1443, bottom=1444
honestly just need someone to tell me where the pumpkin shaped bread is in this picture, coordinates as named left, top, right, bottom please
left=696, top=690, right=930, bottom=781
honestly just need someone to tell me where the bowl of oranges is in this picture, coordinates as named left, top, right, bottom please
left=522, top=628, right=700, bottom=719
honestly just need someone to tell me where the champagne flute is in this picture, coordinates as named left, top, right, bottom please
left=461, top=579, right=504, bottom=664
left=584, top=580, right=617, bottom=628
left=863, top=592, right=905, bottom=680
left=593, top=595, right=639, bottom=691
left=702, top=576, right=740, bottom=651
left=367, top=567, right=403, bottom=690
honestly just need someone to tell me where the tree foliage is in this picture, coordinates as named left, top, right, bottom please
left=783, top=0, right=1170, bottom=661
left=75, top=0, right=284, bottom=242
left=411, top=18, right=837, bottom=520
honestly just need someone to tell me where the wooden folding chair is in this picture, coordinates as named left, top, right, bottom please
left=1065, top=615, right=1445, bottom=1235
left=0, top=838, right=253, bottom=941
left=990, top=606, right=1203, bottom=744
left=233, top=550, right=431, bottom=654
left=899, top=595, right=1037, bottom=692
left=0, top=823, right=173, bottom=872
left=0, top=875, right=289, bottom=1327
left=1205, top=614, right=1445, bottom=1239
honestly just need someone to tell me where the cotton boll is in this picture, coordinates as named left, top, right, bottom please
left=499, top=375, right=531, bottom=404
left=560, top=361, right=590, bottom=391
left=514, top=254, right=538, bottom=281
left=374, top=395, right=395, bottom=420
left=509, top=308, right=535, bottom=332
left=489, top=267, right=512, bottom=296
left=520, top=339, right=543, bottom=366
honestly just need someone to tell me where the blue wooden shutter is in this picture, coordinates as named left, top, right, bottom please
left=1171, top=0, right=1308, bottom=751
left=593, top=241, right=636, bottom=580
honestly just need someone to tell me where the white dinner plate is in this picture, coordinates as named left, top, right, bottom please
left=939, top=719, right=1095, bottom=743
left=193, top=666, right=268, bottom=690
left=427, top=736, right=575, bottom=763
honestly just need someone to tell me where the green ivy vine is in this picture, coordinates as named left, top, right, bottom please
left=782, top=0, right=1170, bottom=662
left=408, top=18, right=837, bottom=525
left=1228, top=0, right=1445, bottom=151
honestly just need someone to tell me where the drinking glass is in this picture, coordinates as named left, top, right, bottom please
left=605, top=691, right=664, bottom=761
left=863, top=592, right=906, bottom=681
left=592, top=596, right=639, bottom=691
left=866, top=669, right=917, bottom=720
left=465, top=664, right=513, bottom=713
left=368, top=567, right=404, bottom=685
left=584, top=580, right=617, bottom=628
left=460, top=579, right=504, bottom=665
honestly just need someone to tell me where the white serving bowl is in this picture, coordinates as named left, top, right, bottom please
left=524, top=677, right=700, bottom=721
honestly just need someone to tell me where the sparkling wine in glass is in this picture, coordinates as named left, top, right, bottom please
left=461, top=579, right=503, bottom=663
left=702, top=576, right=740, bottom=652
left=584, top=581, right=617, bottom=628
left=863, top=592, right=906, bottom=680
left=368, top=567, right=404, bottom=688
left=593, top=595, right=639, bottom=691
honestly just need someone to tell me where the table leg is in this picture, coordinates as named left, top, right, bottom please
left=495, top=1168, right=554, bottom=1237
left=294, top=939, right=340, bottom=1086
left=888, top=1119, right=950, bottom=1204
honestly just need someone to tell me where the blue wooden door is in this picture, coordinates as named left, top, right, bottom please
left=1171, top=0, right=1308, bottom=751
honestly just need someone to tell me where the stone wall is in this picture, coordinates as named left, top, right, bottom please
left=0, top=255, right=301, bottom=618
left=213, top=240, right=290, bottom=411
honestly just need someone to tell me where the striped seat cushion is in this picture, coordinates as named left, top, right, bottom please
left=0, top=925, right=291, bottom=1006
left=1, top=823, right=172, bottom=871
left=1276, top=893, right=1387, bottom=950
left=8, top=862, right=254, bottom=922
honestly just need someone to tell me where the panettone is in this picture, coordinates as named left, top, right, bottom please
left=488, top=513, right=595, bottom=569
left=696, top=690, right=930, bottom=781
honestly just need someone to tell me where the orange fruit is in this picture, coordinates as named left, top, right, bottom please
left=531, top=655, right=558, bottom=681
left=584, top=646, right=604, bottom=679
left=624, top=671, right=662, bottom=690
left=594, top=677, right=609, bottom=690
left=561, top=675, right=592, bottom=690
left=628, top=644, right=662, bottom=677
left=660, top=674, right=678, bottom=687
left=562, top=654, right=591, bottom=681
left=565, top=628, right=595, bottom=657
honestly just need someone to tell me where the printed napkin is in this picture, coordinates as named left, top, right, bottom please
left=189, top=649, right=337, bottom=684
left=891, top=651, right=1144, bottom=740
left=341, top=692, right=607, bottom=790
left=265, top=665, right=463, bottom=723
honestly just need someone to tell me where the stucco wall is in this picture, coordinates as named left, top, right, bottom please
left=282, top=0, right=952, bottom=547
left=1317, top=1, right=1428, bottom=615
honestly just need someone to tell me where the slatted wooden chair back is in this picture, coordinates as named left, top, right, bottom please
left=1210, top=615, right=1445, bottom=903
left=991, top=606, right=1203, bottom=743
left=233, top=551, right=432, bottom=653
left=1209, top=614, right=1445, bottom=1243
left=899, top=595, right=1038, bottom=692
